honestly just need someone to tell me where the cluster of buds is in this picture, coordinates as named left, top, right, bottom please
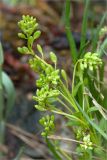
left=18, top=15, right=39, bottom=37
left=18, top=15, right=41, bottom=54
left=36, top=67, right=60, bottom=87
left=39, top=115, right=55, bottom=137
left=80, top=52, right=102, bottom=71
left=17, top=15, right=60, bottom=137
left=80, top=134, right=93, bottom=150
left=33, top=85, right=59, bottom=111
left=18, top=15, right=60, bottom=111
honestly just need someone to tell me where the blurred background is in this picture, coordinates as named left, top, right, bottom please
left=0, top=0, right=107, bottom=159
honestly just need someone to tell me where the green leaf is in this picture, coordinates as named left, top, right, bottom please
left=92, top=12, right=107, bottom=52
left=18, top=33, right=26, bottom=39
left=0, top=120, right=5, bottom=144
left=87, top=106, right=98, bottom=113
left=72, top=81, right=83, bottom=97
left=65, top=0, right=77, bottom=64
left=98, top=38, right=107, bottom=57
left=99, top=118, right=107, bottom=132
left=79, top=0, right=90, bottom=56
left=50, top=52, right=57, bottom=64
left=2, top=72, right=15, bottom=119
left=0, top=42, right=4, bottom=65
left=33, top=31, right=41, bottom=40
left=75, top=100, right=107, bottom=140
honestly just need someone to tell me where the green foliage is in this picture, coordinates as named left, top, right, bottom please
left=0, top=42, right=15, bottom=157
left=17, top=12, right=107, bottom=160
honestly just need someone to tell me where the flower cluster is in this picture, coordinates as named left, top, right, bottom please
left=18, top=15, right=60, bottom=112
left=39, top=115, right=55, bottom=137
left=36, top=68, right=60, bottom=87
left=80, top=52, right=102, bottom=71
left=18, top=15, right=39, bottom=37
left=80, top=134, right=93, bottom=150
left=18, top=15, right=41, bottom=54
left=33, top=66, right=60, bottom=111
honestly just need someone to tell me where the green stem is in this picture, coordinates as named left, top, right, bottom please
left=52, top=109, right=86, bottom=126
left=57, top=98, right=73, bottom=114
left=46, top=138, right=62, bottom=160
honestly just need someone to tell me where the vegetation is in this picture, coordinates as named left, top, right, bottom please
left=0, top=42, right=15, bottom=157
left=17, top=1, right=107, bottom=160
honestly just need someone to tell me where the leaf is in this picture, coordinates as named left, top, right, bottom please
left=33, top=31, right=41, bottom=40
left=85, top=87, right=107, bottom=120
left=0, top=42, right=4, bottom=65
left=99, top=118, right=107, bottom=132
left=0, top=120, right=5, bottom=144
left=87, top=106, right=98, bottom=113
left=65, top=0, right=77, bottom=64
left=72, top=81, right=83, bottom=97
left=98, top=38, right=107, bottom=57
left=2, top=72, right=15, bottom=119
left=79, top=0, right=90, bottom=56
left=92, top=12, right=107, bottom=52
left=75, top=99, right=107, bottom=140
left=50, top=52, right=57, bottom=64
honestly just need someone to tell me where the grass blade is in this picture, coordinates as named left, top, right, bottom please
left=0, top=42, right=4, bottom=65
left=2, top=72, right=15, bottom=119
left=75, top=100, right=107, bottom=140
left=13, top=147, right=25, bottom=160
left=79, top=0, right=90, bottom=57
left=65, top=0, right=77, bottom=64
left=98, top=38, right=107, bottom=57
left=92, top=12, right=107, bottom=52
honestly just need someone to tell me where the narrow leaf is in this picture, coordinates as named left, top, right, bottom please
left=0, top=42, right=4, bottom=65
left=75, top=100, right=107, bottom=140
left=79, top=0, right=90, bottom=56
left=92, top=12, right=107, bottom=52
left=65, top=0, right=77, bottom=64
left=2, top=72, right=15, bottom=119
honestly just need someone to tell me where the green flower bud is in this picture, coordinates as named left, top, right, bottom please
left=50, top=52, right=57, bottom=64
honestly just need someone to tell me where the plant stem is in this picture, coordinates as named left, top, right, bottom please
left=57, top=98, right=73, bottom=114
